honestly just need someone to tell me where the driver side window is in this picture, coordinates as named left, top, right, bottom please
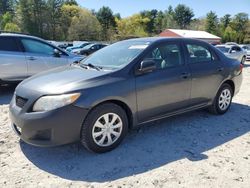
left=143, top=43, right=182, bottom=69
left=21, top=39, right=55, bottom=55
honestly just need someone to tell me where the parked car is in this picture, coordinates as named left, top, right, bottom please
left=10, top=38, right=243, bottom=153
left=66, top=42, right=91, bottom=52
left=0, top=32, right=84, bottom=84
left=216, top=44, right=247, bottom=64
left=76, top=43, right=108, bottom=56
left=239, top=45, right=250, bottom=61
left=225, top=42, right=238, bottom=46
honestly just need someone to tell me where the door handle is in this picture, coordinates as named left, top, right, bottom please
left=27, top=56, right=36, bottom=61
left=181, top=72, right=190, bottom=79
left=217, top=67, right=224, bottom=72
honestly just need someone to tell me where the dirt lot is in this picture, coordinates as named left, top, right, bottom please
left=0, top=62, right=250, bottom=188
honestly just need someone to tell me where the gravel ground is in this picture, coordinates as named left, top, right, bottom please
left=0, top=62, right=250, bottom=188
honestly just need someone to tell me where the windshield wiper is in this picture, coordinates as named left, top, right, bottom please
left=80, top=63, right=102, bottom=71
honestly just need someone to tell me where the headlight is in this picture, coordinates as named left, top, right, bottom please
left=33, top=93, right=80, bottom=112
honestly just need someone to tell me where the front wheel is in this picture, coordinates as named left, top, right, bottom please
left=208, top=83, right=233, bottom=115
left=81, top=103, right=128, bottom=153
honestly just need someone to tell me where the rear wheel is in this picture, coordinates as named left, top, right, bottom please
left=81, top=103, right=128, bottom=153
left=208, top=83, right=233, bottom=115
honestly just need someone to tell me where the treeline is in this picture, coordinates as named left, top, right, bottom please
left=0, top=0, right=250, bottom=43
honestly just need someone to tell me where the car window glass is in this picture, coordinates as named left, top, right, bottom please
left=186, top=44, right=213, bottom=63
left=21, top=39, right=55, bottom=55
left=143, top=43, right=182, bottom=69
left=0, top=37, right=20, bottom=52
left=236, top=46, right=241, bottom=51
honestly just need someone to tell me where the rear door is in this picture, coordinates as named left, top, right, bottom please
left=184, top=42, right=225, bottom=106
left=135, top=41, right=191, bottom=123
left=0, top=36, right=27, bottom=81
left=20, top=38, right=69, bottom=76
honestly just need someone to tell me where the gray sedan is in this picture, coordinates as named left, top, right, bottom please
left=0, top=32, right=84, bottom=84
left=10, top=38, right=243, bottom=153
left=216, top=44, right=247, bottom=64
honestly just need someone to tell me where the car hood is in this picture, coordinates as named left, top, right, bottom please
left=16, top=66, right=111, bottom=95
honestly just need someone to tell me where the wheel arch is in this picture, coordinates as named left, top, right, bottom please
left=222, top=79, right=235, bottom=96
left=88, top=99, right=134, bottom=129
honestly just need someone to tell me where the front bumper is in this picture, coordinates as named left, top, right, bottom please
left=9, top=99, right=88, bottom=147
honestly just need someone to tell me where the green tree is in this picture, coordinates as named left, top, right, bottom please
left=173, top=4, right=194, bottom=29
left=231, top=13, right=249, bottom=43
left=205, top=11, right=219, bottom=35
left=63, top=0, right=78, bottom=6
left=162, top=6, right=177, bottom=29
left=46, top=0, right=64, bottom=40
left=220, top=14, right=231, bottom=30
left=60, top=4, right=81, bottom=40
left=0, top=0, right=15, bottom=15
left=1, top=11, right=12, bottom=29
left=140, top=9, right=158, bottom=35
left=68, top=8, right=101, bottom=41
left=4, top=22, right=21, bottom=32
left=222, top=26, right=237, bottom=42
left=154, top=10, right=164, bottom=34
left=115, top=14, right=150, bottom=39
left=17, top=0, right=47, bottom=38
left=96, top=6, right=116, bottom=40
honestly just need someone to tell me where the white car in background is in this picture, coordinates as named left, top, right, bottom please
left=239, top=45, right=250, bottom=61
left=216, top=44, right=247, bottom=64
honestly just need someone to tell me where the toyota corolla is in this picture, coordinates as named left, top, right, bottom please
left=9, top=38, right=243, bottom=153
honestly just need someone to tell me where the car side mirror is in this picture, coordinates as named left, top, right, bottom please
left=137, top=59, right=156, bottom=74
left=231, top=50, right=236, bottom=53
left=53, top=49, right=61, bottom=57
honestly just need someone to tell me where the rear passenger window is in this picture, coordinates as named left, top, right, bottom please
left=186, top=44, right=214, bottom=63
left=0, top=37, right=20, bottom=52
left=144, top=43, right=182, bottom=69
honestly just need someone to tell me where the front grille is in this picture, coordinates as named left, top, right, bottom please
left=16, top=95, right=28, bottom=108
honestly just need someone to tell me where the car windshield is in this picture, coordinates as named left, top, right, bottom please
left=80, top=40, right=150, bottom=69
left=82, top=44, right=94, bottom=50
left=217, top=46, right=231, bottom=53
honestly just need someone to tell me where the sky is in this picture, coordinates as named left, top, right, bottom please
left=77, top=0, right=250, bottom=18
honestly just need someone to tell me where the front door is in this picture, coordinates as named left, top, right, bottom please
left=20, top=38, right=69, bottom=76
left=135, top=42, right=191, bottom=123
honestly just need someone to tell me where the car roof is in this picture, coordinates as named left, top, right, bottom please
left=122, top=37, right=211, bottom=45
left=0, top=32, right=43, bottom=40
left=216, top=44, right=233, bottom=48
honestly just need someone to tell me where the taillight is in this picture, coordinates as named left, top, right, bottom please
left=240, top=63, right=243, bottom=72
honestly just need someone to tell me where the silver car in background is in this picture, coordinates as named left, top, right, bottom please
left=239, top=45, right=250, bottom=61
left=216, top=44, right=247, bottom=64
left=0, top=32, right=84, bottom=84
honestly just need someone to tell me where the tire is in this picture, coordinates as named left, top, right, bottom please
left=241, top=56, right=246, bottom=65
left=208, top=83, right=233, bottom=115
left=81, top=103, right=128, bottom=153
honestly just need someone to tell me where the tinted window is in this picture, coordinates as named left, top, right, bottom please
left=232, top=46, right=241, bottom=52
left=21, top=39, right=55, bottom=55
left=143, top=43, right=182, bottom=69
left=0, top=37, right=20, bottom=52
left=186, top=44, right=214, bottom=63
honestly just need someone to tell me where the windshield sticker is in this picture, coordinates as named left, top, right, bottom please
left=129, top=45, right=148, bottom=49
